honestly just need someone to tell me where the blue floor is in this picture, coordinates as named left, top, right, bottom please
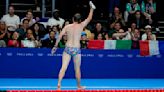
left=0, top=79, right=164, bottom=90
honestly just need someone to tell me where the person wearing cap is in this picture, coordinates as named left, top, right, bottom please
left=51, top=1, right=96, bottom=90
left=47, top=9, right=65, bottom=29
left=141, top=25, right=156, bottom=40
left=80, top=32, right=88, bottom=48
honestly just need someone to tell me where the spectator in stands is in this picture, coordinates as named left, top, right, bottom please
left=41, top=31, right=56, bottom=48
left=58, top=34, right=67, bottom=48
left=82, top=28, right=92, bottom=40
left=130, top=10, right=146, bottom=29
left=47, top=9, right=65, bottom=29
left=108, top=0, right=120, bottom=17
left=0, top=20, right=8, bottom=42
left=128, top=22, right=137, bottom=33
left=92, top=22, right=105, bottom=40
left=124, top=0, right=140, bottom=22
left=0, top=40, right=6, bottom=47
left=109, top=7, right=126, bottom=29
left=108, top=22, right=122, bottom=39
left=21, top=10, right=36, bottom=27
left=131, top=29, right=140, bottom=49
left=105, top=33, right=110, bottom=40
left=1, top=6, right=20, bottom=32
left=22, top=29, right=41, bottom=48
left=16, top=19, right=29, bottom=39
left=112, top=29, right=127, bottom=40
left=0, top=21, right=7, bottom=47
left=126, top=23, right=141, bottom=40
left=96, top=33, right=105, bottom=40
left=7, top=31, right=21, bottom=47
left=141, top=0, right=160, bottom=31
left=41, top=25, right=60, bottom=41
left=113, top=22, right=140, bottom=40
left=31, top=23, right=45, bottom=41
left=80, top=32, right=88, bottom=49
left=141, top=25, right=156, bottom=40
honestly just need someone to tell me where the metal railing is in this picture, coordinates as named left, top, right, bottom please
left=5, top=0, right=56, bottom=18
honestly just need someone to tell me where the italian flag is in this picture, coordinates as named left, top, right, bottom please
left=88, top=40, right=132, bottom=50
left=139, top=41, right=160, bottom=56
left=104, top=40, right=132, bottom=50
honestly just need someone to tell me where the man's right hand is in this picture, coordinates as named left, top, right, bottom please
left=51, top=46, right=57, bottom=55
left=89, top=1, right=96, bottom=10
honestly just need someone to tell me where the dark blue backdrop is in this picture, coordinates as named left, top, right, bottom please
left=0, top=41, right=164, bottom=78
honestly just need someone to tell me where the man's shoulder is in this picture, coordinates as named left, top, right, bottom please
left=48, top=17, right=55, bottom=21
left=59, top=17, right=64, bottom=20
left=2, top=14, right=9, bottom=18
left=14, top=15, right=20, bottom=18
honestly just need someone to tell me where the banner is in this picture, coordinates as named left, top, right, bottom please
left=0, top=48, right=164, bottom=78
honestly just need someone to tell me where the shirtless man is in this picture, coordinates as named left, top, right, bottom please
left=51, top=1, right=96, bottom=90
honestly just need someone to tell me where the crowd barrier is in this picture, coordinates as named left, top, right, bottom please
left=0, top=44, right=164, bottom=78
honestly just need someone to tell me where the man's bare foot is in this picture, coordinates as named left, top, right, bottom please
left=77, top=86, right=86, bottom=90
left=57, top=84, right=61, bottom=90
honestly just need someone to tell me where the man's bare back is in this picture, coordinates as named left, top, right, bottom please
left=64, top=22, right=86, bottom=48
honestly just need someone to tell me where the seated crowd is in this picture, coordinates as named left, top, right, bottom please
left=0, top=0, right=159, bottom=48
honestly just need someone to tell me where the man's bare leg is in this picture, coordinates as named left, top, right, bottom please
left=57, top=52, right=71, bottom=90
left=73, top=54, right=85, bottom=89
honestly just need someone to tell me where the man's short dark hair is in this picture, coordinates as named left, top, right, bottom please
left=22, top=19, right=29, bottom=24
left=73, top=13, right=81, bottom=23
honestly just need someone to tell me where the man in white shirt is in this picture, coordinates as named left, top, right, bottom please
left=21, top=10, right=36, bottom=27
left=47, top=9, right=65, bottom=29
left=1, top=6, right=20, bottom=32
left=142, top=25, right=156, bottom=40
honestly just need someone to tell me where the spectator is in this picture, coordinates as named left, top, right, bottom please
left=1, top=6, right=20, bottom=32
left=108, top=22, right=122, bottom=39
left=109, top=7, right=126, bottom=29
left=141, top=25, right=156, bottom=40
left=31, top=23, right=45, bottom=40
left=7, top=31, right=21, bottom=47
left=125, top=23, right=141, bottom=40
left=126, top=23, right=141, bottom=40
left=141, top=0, right=160, bottom=31
left=21, top=10, right=36, bottom=27
left=132, top=29, right=140, bottom=41
left=124, top=0, right=140, bottom=22
left=22, top=29, right=41, bottom=48
left=112, top=29, right=127, bottom=40
left=42, top=31, right=56, bottom=48
left=41, top=25, right=60, bottom=41
left=105, top=33, right=110, bottom=40
left=108, top=0, right=120, bottom=17
left=128, top=22, right=137, bottom=33
left=0, top=40, right=6, bottom=47
left=131, top=29, right=140, bottom=49
left=80, top=32, right=88, bottom=49
left=58, top=34, right=67, bottom=48
left=92, top=22, right=105, bottom=40
left=16, top=19, right=29, bottom=39
left=130, top=10, right=146, bottom=29
left=96, top=33, right=105, bottom=40
left=47, top=9, right=65, bottom=29
left=83, top=28, right=92, bottom=40
left=0, top=20, right=8, bottom=42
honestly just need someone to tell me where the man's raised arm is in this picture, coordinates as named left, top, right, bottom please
left=82, top=1, right=96, bottom=27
